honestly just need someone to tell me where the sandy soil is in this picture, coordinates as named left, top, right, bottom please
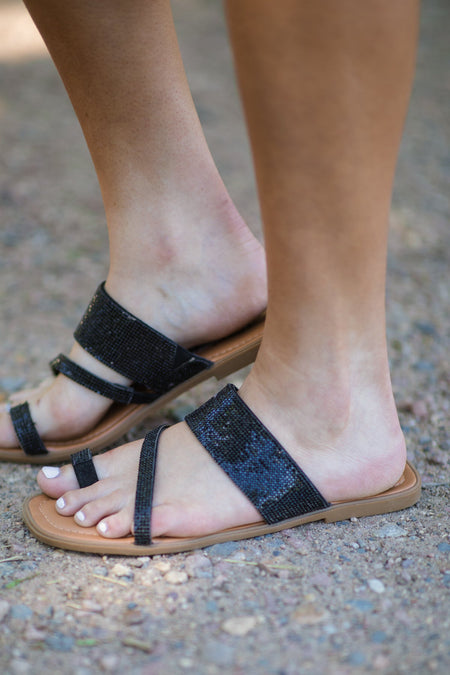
left=0, top=1, right=448, bottom=673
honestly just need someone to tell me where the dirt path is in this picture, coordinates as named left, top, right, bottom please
left=0, top=1, right=448, bottom=673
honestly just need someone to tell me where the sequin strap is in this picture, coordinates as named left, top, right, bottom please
left=9, top=402, right=48, bottom=456
left=51, top=354, right=159, bottom=405
left=71, top=448, right=99, bottom=488
left=185, top=384, right=330, bottom=525
left=134, top=425, right=167, bottom=545
left=74, top=282, right=212, bottom=395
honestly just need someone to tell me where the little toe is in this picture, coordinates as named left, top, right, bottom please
left=97, top=507, right=134, bottom=538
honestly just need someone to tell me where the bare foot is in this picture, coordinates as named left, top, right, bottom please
left=0, top=216, right=266, bottom=450
left=36, top=364, right=406, bottom=540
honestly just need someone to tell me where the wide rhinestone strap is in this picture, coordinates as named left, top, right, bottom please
left=185, top=384, right=330, bottom=524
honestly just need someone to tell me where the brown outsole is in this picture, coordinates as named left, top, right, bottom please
left=0, top=317, right=264, bottom=464
left=22, top=462, right=420, bottom=556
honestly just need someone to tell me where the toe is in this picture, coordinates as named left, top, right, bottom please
left=37, top=462, right=82, bottom=498
left=97, top=506, right=134, bottom=538
left=74, top=489, right=131, bottom=529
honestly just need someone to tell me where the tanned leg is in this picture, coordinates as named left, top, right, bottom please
left=37, top=1, right=420, bottom=539
left=0, top=0, right=266, bottom=449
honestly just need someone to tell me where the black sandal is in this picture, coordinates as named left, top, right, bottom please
left=23, top=384, right=421, bottom=554
left=2, top=284, right=264, bottom=463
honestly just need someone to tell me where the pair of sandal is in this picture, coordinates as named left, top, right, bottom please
left=3, top=283, right=421, bottom=556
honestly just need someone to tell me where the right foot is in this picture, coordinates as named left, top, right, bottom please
left=0, top=215, right=267, bottom=451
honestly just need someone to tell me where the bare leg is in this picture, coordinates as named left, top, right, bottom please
left=38, top=1, right=420, bottom=538
left=0, top=0, right=266, bottom=448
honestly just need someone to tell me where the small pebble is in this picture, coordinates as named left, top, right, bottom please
left=45, top=632, right=75, bottom=652
left=165, top=570, right=188, bottom=585
left=347, top=651, right=366, bottom=666
left=154, top=561, right=171, bottom=573
left=368, top=579, right=385, bottom=594
left=99, top=654, right=120, bottom=672
left=185, top=553, right=213, bottom=579
left=222, top=616, right=258, bottom=636
left=346, top=599, right=374, bottom=613
left=8, top=659, right=30, bottom=675
left=111, top=563, right=133, bottom=579
left=437, top=542, right=450, bottom=553
left=10, top=604, right=33, bottom=620
left=374, top=524, right=408, bottom=538
left=207, top=541, right=240, bottom=557
left=291, top=603, right=328, bottom=625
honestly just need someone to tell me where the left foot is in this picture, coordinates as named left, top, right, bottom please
left=37, top=362, right=407, bottom=540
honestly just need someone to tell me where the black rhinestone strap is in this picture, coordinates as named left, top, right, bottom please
left=74, top=283, right=212, bottom=395
left=134, top=425, right=167, bottom=546
left=185, top=384, right=330, bottom=525
left=9, top=402, right=48, bottom=456
left=71, top=448, right=99, bottom=488
left=51, top=354, right=158, bottom=405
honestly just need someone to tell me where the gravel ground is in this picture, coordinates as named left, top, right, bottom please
left=0, top=1, right=448, bottom=674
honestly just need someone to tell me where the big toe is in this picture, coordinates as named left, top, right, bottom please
left=37, top=463, right=81, bottom=498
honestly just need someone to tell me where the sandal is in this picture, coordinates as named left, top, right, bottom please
left=1, top=285, right=264, bottom=464
left=23, top=384, right=421, bottom=555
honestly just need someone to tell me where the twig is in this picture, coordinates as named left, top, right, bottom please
left=91, top=573, right=129, bottom=587
left=122, top=637, right=154, bottom=653
left=223, top=558, right=299, bottom=571
left=0, top=556, right=25, bottom=564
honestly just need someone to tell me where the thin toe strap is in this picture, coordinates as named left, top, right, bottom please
left=71, top=448, right=99, bottom=488
left=9, top=402, right=48, bottom=456
left=185, top=384, right=330, bottom=524
left=134, top=425, right=168, bottom=546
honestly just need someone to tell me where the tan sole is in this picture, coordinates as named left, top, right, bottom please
left=22, top=462, right=420, bottom=556
left=0, top=317, right=264, bottom=464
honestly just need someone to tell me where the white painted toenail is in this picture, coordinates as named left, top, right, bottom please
left=98, top=521, right=108, bottom=534
left=42, top=466, right=60, bottom=479
left=75, top=511, right=85, bottom=523
left=56, top=497, right=65, bottom=509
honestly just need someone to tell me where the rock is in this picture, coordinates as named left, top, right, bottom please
left=368, top=579, right=385, bottom=594
left=0, top=600, right=10, bottom=622
left=374, top=524, right=408, bottom=538
left=92, top=566, right=108, bottom=577
left=437, top=542, right=450, bottom=553
left=45, top=632, right=75, bottom=651
left=165, top=570, right=188, bottom=585
left=347, top=651, right=366, bottom=666
left=185, top=553, right=213, bottom=579
left=310, top=573, right=332, bottom=589
left=207, top=541, right=240, bottom=557
left=203, top=640, right=235, bottom=666
left=8, top=659, right=30, bottom=675
left=154, top=561, right=171, bottom=573
left=99, top=654, right=120, bottom=671
left=346, top=599, right=374, bottom=613
left=371, top=630, right=388, bottom=644
left=10, top=604, right=33, bottom=620
left=373, top=655, right=391, bottom=670
left=222, top=616, right=258, bottom=636
left=291, top=603, right=328, bottom=625
left=111, top=563, right=134, bottom=579
left=412, top=400, right=428, bottom=419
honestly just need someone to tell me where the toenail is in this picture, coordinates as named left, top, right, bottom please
left=42, top=466, right=60, bottom=479
left=98, top=521, right=108, bottom=534
left=56, top=497, right=65, bottom=510
left=75, top=510, right=85, bottom=523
